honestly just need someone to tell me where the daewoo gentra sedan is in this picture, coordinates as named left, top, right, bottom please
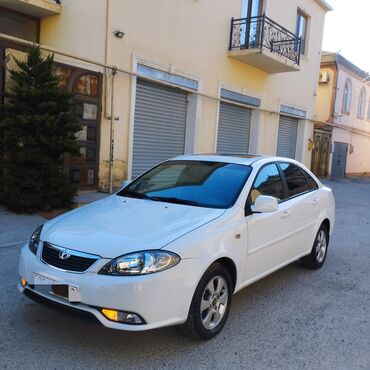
left=19, top=154, right=335, bottom=339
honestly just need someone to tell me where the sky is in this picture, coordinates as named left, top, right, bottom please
left=322, top=0, right=370, bottom=73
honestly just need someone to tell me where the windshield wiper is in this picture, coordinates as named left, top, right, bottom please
left=119, top=191, right=203, bottom=207
left=119, top=190, right=153, bottom=200
left=149, top=196, right=202, bottom=207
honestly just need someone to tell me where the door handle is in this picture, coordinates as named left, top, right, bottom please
left=281, top=210, right=291, bottom=219
left=312, top=198, right=319, bottom=206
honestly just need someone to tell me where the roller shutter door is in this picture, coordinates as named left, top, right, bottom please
left=132, top=80, right=188, bottom=178
left=276, top=115, right=298, bottom=159
left=217, top=102, right=251, bottom=154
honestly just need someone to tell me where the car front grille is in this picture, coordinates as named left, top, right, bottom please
left=41, top=243, right=100, bottom=272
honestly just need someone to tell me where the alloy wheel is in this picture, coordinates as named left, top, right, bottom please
left=315, top=229, right=327, bottom=263
left=200, top=275, right=228, bottom=330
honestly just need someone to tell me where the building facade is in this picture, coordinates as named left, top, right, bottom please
left=0, top=0, right=331, bottom=190
left=314, top=52, right=370, bottom=178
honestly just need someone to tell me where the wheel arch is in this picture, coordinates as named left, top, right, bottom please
left=212, top=257, right=237, bottom=293
left=322, top=218, right=330, bottom=235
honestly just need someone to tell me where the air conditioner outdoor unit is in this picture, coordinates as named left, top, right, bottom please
left=319, top=71, right=330, bottom=83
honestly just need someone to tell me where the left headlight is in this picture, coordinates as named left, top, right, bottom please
left=99, top=250, right=180, bottom=276
left=29, top=224, right=43, bottom=255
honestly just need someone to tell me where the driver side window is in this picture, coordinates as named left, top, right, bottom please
left=248, top=163, right=284, bottom=205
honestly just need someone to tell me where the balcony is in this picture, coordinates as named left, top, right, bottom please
left=228, top=15, right=301, bottom=73
left=0, top=0, right=62, bottom=17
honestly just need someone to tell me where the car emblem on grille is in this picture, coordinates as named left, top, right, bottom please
left=59, top=250, right=71, bottom=260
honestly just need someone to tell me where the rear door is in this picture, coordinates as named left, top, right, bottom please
left=277, top=162, right=320, bottom=256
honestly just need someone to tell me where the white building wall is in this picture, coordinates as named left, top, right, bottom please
left=331, top=67, right=370, bottom=175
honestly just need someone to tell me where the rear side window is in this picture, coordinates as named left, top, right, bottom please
left=279, top=162, right=309, bottom=198
left=302, top=170, right=319, bottom=190
left=248, top=163, right=284, bottom=205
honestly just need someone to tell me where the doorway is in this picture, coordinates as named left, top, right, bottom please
left=331, top=142, right=348, bottom=179
left=241, top=0, right=264, bottom=48
left=54, top=64, right=102, bottom=189
left=131, top=79, right=188, bottom=179
left=311, top=130, right=331, bottom=177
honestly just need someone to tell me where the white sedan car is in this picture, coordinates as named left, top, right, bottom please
left=19, top=154, right=335, bottom=339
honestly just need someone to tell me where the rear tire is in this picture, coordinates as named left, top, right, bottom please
left=301, top=224, right=329, bottom=269
left=178, top=263, right=233, bottom=340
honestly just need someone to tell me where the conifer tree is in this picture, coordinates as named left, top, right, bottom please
left=0, top=45, right=81, bottom=212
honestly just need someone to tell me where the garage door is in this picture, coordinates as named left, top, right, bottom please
left=217, top=102, right=251, bottom=154
left=132, top=79, right=188, bottom=178
left=276, top=115, right=298, bottom=159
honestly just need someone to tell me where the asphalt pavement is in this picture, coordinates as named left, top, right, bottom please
left=0, top=179, right=369, bottom=370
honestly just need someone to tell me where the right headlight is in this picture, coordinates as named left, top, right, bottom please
left=99, top=250, right=180, bottom=276
left=28, top=224, right=43, bottom=255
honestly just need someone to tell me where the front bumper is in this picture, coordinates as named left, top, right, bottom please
left=18, top=244, right=199, bottom=331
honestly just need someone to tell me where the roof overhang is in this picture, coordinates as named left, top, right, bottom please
left=314, top=0, right=333, bottom=12
left=0, top=0, right=62, bottom=17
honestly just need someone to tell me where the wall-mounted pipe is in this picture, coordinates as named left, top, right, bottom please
left=108, top=68, right=116, bottom=194
left=1, top=32, right=370, bottom=140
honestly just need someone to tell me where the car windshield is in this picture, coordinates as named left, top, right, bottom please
left=117, top=160, right=252, bottom=209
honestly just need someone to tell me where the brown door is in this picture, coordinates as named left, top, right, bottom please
left=0, top=47, right=4, bottom=104
left=55, top=65, right=102, bottom=189
left=311, top=130, right=331, bottom=177
left=69, top=71, right=102, bottom=189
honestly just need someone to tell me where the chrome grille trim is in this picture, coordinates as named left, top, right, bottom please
left=41, top=242, right=101, bottom=273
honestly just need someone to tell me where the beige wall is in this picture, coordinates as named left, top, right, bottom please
left=39, top=0, right=329, bottom=189
left=40, top=0, right=106, bottom=72
left=315, top=65, right=336, bottom=123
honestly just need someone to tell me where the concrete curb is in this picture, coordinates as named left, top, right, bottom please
left=0, top=241, right=27, bottom=248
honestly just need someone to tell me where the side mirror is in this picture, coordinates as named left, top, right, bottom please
left=251, top=195, right=278, bottom=213
left=121, top=179, right=131, bottom=188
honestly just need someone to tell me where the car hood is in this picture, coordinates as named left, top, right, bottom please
left=42, top=195, right=225, bottom=258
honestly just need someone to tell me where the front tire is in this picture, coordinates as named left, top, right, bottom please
left=179, top=263, right=233, bottom=340
left=301, top=224, right=329, bottom=269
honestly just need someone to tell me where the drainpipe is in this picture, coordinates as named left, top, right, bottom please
left=332, top=53, right=340, bottom=124
left=108, top=67, right=117, bottom=194
left=104, top=0, right=110, bottom=118
left=105, top=0, right=115, bottom=193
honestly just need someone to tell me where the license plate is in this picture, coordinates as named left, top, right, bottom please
left=33, top=273, right=81, bottom=302
left=33, top=272, right=56, bottom=285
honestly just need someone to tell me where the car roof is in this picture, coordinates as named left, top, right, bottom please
left=172, top=154, right=321, bottom=184
left=173, top=153, right=270, bottom=166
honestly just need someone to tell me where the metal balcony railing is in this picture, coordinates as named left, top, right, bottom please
left=229, top=14, right=301, bottom=65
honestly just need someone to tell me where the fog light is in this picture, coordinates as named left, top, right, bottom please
left=21, top=278, right=27, bottom=287
left=101, top=308, right=144, bottom=324
left=102, top=309, right=119, bottom=321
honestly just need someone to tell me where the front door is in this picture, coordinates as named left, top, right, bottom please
left=245, top=163, right=294, bottom=281
left=331, top=142, right=348, bottom=179
left=69, top=72, right=102, bottom=189
left=55, top=65, right=102, bottom=189
left=311, top=130, right=331, bottom=177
